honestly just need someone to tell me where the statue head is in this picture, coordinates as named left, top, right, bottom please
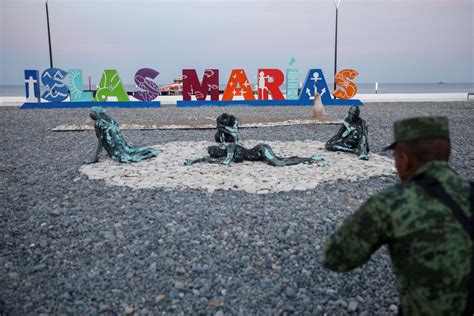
left=347, top=106, right=360, bottom=122
left=90, top=106, right=106, bottom=121
left=217, top=113, right=237, bottom=127
left=208, top=146, right=227, bottom=158
left=215, top=113, right=239, bottom=143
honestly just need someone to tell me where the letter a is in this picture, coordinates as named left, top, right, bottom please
left=95, top=69, right=129, bottom=102
left=222, top=69, right=255, bottom=101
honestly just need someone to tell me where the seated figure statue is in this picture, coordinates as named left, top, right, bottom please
left=214, top=113, right=239, bottom=144
left=84, top=107, right=158, bottom=164
left=325, top=106, right=369, bottom=160
left=185, top=143, right=325, bottom=167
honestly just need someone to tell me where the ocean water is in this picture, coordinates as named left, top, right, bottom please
left=1, top=83, right=473, bottom=97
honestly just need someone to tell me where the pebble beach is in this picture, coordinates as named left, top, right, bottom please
left=1, top=101, right=473, bottom=315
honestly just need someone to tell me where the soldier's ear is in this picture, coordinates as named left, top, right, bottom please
left=394, top=147, right=413, bottom=182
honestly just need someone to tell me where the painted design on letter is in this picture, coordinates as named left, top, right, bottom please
left=24, top=70, right=41, bottom=102
left=333, top=69, right=359, bottom=100
left=299, top=69, right=362, bottom=106
left=41, top=68, right=68, bottom=102
left=69, top=69, right=93, bottom=102
left=132, top=68, right=160, bottom=102
left=286, top=58, right=299, bottom=100
left=95, top=70, right=129, bottom=102
left=182, top=69, right=219, bottom=101
left=299, top=69, right=331, bottom=103
left=222, top=69, right=255, bottom=101
left=257, top=69, right=285, bottom=100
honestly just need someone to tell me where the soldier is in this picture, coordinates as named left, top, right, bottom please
left=324, top=117, right=473, bottom=315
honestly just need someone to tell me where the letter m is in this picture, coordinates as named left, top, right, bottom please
left=182, top=69, right=219, bottom=101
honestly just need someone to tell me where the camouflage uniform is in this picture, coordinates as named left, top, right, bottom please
left=324, top=117, right=473, bottom=315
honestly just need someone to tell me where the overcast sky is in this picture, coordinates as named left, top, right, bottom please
left=0, top=0, right=473, bottom=85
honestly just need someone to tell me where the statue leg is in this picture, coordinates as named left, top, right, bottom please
left=325, top=138, right=338, bottom=151
left=355, top=137, right=369, bottom=160
left=333, top=144, right=357, bottom=153
left=255, top=144, right=319, bottom=167
left=126, top=146, right=158, bottom=161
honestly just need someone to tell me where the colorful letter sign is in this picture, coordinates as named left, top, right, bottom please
left=257, top=69, right=285, bottom=100
left=24, top=70, right=41, bottom=102
left=21, top=63, right=363, bottom=109
left=286, top=62, right=299, bottom=100
left=182, top=69, right=219, bottom=101
left=41, top=68, right=68, bottom=102
left=132, top=68, right=160, bottom=102
left=222, top=69, right=255, bottom=101
left=333, top=69, right=359, bottom=100
left=95, top=69, right=129, bottom=102
left=69, top=69, right=93, bottom=102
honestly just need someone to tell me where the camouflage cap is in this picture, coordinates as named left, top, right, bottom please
left=383, top=116, right=449, bottom=150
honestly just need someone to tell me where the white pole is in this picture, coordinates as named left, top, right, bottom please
left=375, top=82, right=378, bottom=94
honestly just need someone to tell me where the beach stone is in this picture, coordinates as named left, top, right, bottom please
left=348, top=300, right=358, bottom=312
left=155, top=294, right=166, bottom=304
left=286, top=287, right=297, bottom=299
left=175, top=266, right=186, bottom=275
left=389, top=304, right=398, bottom=313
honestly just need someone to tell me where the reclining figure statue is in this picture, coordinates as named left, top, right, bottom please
left=185, top=143, right=325, bottom=167
left=84, top=107, right=158, bottom=164
left=325, top=105, right=369, bottom=160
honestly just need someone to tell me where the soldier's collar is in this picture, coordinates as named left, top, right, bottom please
left=413, top=160, right=450, bottom=177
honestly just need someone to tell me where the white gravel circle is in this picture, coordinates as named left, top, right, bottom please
left=80, top=140, right=396, bottom=194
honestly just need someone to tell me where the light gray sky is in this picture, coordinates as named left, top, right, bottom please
left=0, top=0, right=473, bottom=85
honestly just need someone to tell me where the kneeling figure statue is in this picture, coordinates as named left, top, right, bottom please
left=214, top=113, right=239, bottom=144
left=325, top=106, right=369, bottom=160
left=84, top=107, right=158, bottom=164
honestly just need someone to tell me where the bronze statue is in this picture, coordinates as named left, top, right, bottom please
left=325, top=106, right=369, bottom=160
left=84, top=107, right=158, bottom=164
left=185, top=143, right=325, bottom=167
left=214, top=113, right=239, bottom=144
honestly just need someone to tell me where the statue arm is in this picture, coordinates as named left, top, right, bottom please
left=185, top=155, right=228, bottom=165
left=341, top=121, right=355, bottom=138
left=83, top=137, right=103, bottom=164
left=184, top=156, right=216, bottom=165
left=221, top=145, right=235, bottom=165
left=220, top=132, right=226, bottom=144
left=361, top=120, right=368, bottom=138
left=327, top=125, right=346, bottom=143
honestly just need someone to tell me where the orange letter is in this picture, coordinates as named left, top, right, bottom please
left=222, top=69, right=255, bottom=101
left=333, top=69, right=359, bottom=100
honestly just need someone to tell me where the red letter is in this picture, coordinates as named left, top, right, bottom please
left=182, top=69, right=219, bottom=101
left=257, top=69, right=285, bottom=100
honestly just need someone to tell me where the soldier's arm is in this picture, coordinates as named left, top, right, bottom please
left=323, top=194, right=390, bottom=272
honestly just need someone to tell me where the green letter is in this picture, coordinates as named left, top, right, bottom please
left=95, top=69, right=129, bottom=102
